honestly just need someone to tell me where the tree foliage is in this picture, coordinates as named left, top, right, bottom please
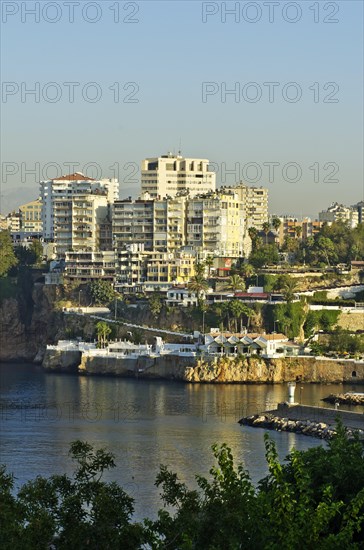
left=271, top=301, right=306, bottom=339
left=249, top=243, right=280, bottom=268
left=89, top=280, right=115, bottom=305
left=148, top=292, right=163, bottom=317
left=188, top=275, right=209, bottom=308
left=0, top=231, right=18, bottom=276
left=2, top=427, right=364, bottom=548
left=228, top=274, right=245, bottom=292
left=95, top=321, right=112, bottom=348
left=303, top=310, right=341, bottom=337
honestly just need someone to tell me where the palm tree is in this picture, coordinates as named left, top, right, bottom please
left=262, top=222, right=270, bottom=245
left=229, top=274, right=245, bottom=292
left=295, top=225, right=302, bottom=240
left=205, top=255, right=214, bottom=278
left=281, top=277, right=298, bottom=303
left=228, top=300, right=246, bottom=333
left=248, top=227, right=258, bottom=243
left=96, top=321, right=112, bottom=348
left=239, top=263, right=255, bottom=280
left=188, top=275, right=208, bottom=308
left=271, top=217, right=281, bottom=232
left=194, top=261, right=205, bottom=277
left=215, top=301, right=229, bottom=332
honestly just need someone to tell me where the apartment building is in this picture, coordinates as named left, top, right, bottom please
left=112, top=196, right=154, bottom=251
left=65, top=250, right=115, bottom=281
left=40, top=172, right=118, bottom=240
left=5, top=211, right=21, bottom=232
left=141, top=153, right=216, bottom=198
left=54, top=193, right=109, bottom=257
left=145, top=250, right=196, bottom=285
left=275, top=216, right=324, bottom=245
left=18, top=199, right=43, bottom=233
left=186, top=190, right=247, bottom=257
left=153, top=195, right=188, bottom=252
left=225, top=183, right=269, bottom=230
left=319, top=202, right=359, bottom=228
left=352, top=201, right=364, bottom=224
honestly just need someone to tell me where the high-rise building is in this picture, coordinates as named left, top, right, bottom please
left=40, top=172, right=119, bottom=240
left=54, top=193, right=109, bottom=257
left=224, top=183, right=269, bottom=230
left=141, top=153, right=216, bottom=198
left=186, top=190, right=247, bottom=257
left=112, top=196, right=155, bottom=251
left=153, top=195, right=188, bottom=253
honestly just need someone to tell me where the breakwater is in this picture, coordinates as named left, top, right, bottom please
left=322, top=393, right=364, bottom=406
left=240, top=403, right=364, bottom=439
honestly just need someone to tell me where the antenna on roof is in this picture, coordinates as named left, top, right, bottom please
left=178, top=137, right=182, bottom=156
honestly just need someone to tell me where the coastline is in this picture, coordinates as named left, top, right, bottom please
left=41, top=347, right=364, bottom=384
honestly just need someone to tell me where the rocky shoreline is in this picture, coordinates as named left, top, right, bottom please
left=239, top=412, right=364, bottom=440
left=41, top=346, right=364, bottom=384
left=322, top=393, right=364, bottom=406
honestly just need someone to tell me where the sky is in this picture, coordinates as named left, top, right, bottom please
left=1, top=0, right=363, bottom=218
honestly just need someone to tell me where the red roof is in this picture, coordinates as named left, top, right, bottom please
left=52, top=172, right=95, bottom=182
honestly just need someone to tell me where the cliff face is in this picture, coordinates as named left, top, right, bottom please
left=0, top=284, right=62, bottom=362
left=184, top=356, right=364, bottom=384
left=44, top=350, right=364, bottom=384
left=77, top=353, right=195, bottom=379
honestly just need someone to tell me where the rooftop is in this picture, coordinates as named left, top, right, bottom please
left=51, top=172, right=95, bottom=182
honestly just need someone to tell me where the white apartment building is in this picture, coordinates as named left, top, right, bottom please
left=186, top=190, right=247, bottom=257
left=112, top=196, right=155, bottom=251
left=40, top=172, right=119, bottom=240
left=319, top=202, right=359, bottom=228
left=153, top=195, right=188, bottom=252
left=141, top=153, right=216, bottom=198
left=224, top=183, right=269, bottom=230
left=113, top=193, right=187, bottom=254
left=54, top=193, right=109, bottom=257
left=65, top=250, right=115, bottom=281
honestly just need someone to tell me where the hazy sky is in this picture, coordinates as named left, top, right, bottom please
left=1, top=0, right=363, bottom=217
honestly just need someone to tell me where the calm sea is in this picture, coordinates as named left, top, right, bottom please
left=1, top=363, right=363, bottom=520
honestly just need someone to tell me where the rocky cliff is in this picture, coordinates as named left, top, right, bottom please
left=44, top=350, right=364, bottom=384
left=183, top=356, right=364, bottom=384
left=0, top=284, right=61, bottom=362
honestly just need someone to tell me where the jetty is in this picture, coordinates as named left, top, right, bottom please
left=239, top=383, right=364, bottom=439
left=322, top=392, right=364, bottom=406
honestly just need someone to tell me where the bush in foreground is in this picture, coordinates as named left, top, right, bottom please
left=1, top=424, right=364, bottom=549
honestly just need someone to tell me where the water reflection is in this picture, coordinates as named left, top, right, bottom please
left=1, top=363, right=363, bottom=520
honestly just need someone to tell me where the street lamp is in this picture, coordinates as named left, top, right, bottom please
left=78, top=289, right=82, bottom=308
left=274, top=319, right=279, bottom=333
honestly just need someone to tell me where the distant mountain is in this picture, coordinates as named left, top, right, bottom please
left=1, top=185, right=40, bottom=215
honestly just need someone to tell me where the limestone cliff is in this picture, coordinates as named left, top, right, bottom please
left=44, top=350, right=364, bottom=384
left=184, top=356, right=364, bottom=383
